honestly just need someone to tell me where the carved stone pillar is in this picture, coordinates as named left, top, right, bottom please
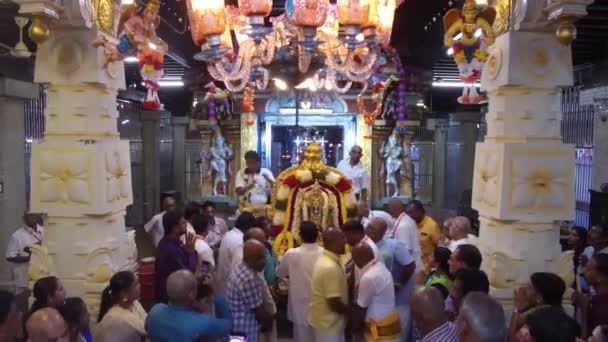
left=141, top=110, right=162, bottom=220
left=474, top=0, right=593, bottom=310
left=24, top=6, right=136, bottom=318
left=370, top=122, right=393, bottom=205
left=399, top=133, right=414, bottom=198
left=172, top=116, right=189, bottom=201
left=356, top=114, right=372, bottom=184
left=240, top=114, right=258, bottom=164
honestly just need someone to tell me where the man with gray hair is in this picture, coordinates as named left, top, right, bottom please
left=337, top=145, right=369, bottom=202
left=456, top=292, right=506, bottom=342
left=446, top=216, right=474, bottom=252
left=146, top=270, right=233, bottom=341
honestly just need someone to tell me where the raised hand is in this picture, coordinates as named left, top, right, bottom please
left=184, top=232, right=196, bottom=253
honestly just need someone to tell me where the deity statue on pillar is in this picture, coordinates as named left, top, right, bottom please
left=379, top=128, right=412, bottom=197
left=207, top=128, right=233, bottom=196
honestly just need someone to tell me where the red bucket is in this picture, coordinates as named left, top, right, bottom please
left=138, top=258, right=155, bottom=301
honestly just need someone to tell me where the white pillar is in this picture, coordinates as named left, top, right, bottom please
left=473, top=1, right=592, bottom=310
left=25, top=22, right=136, bottom=316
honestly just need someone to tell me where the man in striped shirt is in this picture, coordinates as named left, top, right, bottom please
left=411, top=287, right=458, bottom=342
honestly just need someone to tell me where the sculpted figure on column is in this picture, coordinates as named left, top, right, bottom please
left=207, top=128, right=234, bottom=196
left=379, top=129, right=405, bottom=197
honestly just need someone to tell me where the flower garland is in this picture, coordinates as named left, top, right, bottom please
left=389, top=47, right=408, bottom=134
left=206, top=84, right=218, bottom=130
left=357, top=82, right=384, bottom=139
left=271, top=168, right=358, bottom=244
left=241, top=82, right=256, bottom=126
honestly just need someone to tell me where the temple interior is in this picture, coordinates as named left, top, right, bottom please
left=1, top=0, right=608, bottom=340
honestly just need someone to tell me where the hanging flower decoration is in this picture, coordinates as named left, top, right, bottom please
left=139, top=40, right=167, bottom=110
left=443, top=0, right=496, bottom=104
left=357, top=82, right=383, bottom=139
left=206, top=84, right=218, bottom=130
left=242, top=83, right=256, bottom=126
left=385, top=47, right=408, bottom=134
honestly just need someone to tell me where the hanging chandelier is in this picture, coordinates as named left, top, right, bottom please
left=185, top=0, right=397, bottom=93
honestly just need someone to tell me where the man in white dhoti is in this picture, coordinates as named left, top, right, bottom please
left=276, top=221, right=323, bottom=342
left=351, top=243, right=401, bottom=342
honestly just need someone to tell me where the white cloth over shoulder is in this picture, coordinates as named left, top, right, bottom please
left=337, top=158, right=369, bottom=196
left=195, top=238, right=215, bottom=268
left=6, top=225, right=43, bottom=292
left=388, top=213, right=423, bottom=270
left=216, top=228, right=245, bottom=293
left=276, top=243, right=323, bottom=325
left=356, top=261, right=399, bottom=342
left=205, top=217, right=229, bottom=248
left=144, top=212, right=165, bottom=247
left=235, top=168, right=275, bottom=207
left=362, top=210, right=395, bottom=231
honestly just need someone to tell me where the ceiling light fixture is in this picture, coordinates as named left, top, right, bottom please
left=185, top=0, right=397, bottom=93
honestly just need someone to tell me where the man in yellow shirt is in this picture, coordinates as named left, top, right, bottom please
left=308, top=228, right=349, bottom=342
left=406, top=200, right=441, bottom=272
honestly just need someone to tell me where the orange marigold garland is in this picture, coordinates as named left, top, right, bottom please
left=242, top=83, right=256, bottom=126
left=357, top=83, right=384, bottom=139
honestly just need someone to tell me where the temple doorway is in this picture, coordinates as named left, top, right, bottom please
left=260, top=113, right=357, bottom=175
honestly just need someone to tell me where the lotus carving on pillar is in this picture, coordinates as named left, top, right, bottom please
left=84, top=247, right=114, bottom=284
left=474, top=152, right=499, bottom=207
left=28, top=245, right=53, bottom=281
left=511, top=155, right=567, bottom=209
left=40, top=151, right=90, bottom=204
left=105, top=150, right=129, bottom=202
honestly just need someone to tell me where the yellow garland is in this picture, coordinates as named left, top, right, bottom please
left=474, top=48, right=488, bottom=62
left=453, top=51, right=467, bottom=64
left=273, top=230, right=294, bottom=257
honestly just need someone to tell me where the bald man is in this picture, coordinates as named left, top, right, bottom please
left=309, top=228, right=349, bottom=342
left=358, top=202, right=395, bottom=230
left=145, top=270, right=232, bottom=341
left=367, top=218, right=416, bottom=340
left=235, top=227, right=278, bottom=340
left=231, top=227, right=276, bottom=283
left=227, top=240, right=273, bottom=342
left=26, top=307, right=69, bottom=342
left=411, top=287, right=458, bottom=342
left=337, top=145, right=369, bottom=202
left=351, top=243, right=401, bottom=342
left=144, top=196, right=177, bottom=247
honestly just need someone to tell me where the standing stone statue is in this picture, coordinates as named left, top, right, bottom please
left=207, top=128, right=233, bottom=196
left=379, top=128, right=408, bottom=197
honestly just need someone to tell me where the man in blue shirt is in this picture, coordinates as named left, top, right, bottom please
left=146, top=270, right=232, bottom=341
left=367, top=218, right=417, bottom=341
